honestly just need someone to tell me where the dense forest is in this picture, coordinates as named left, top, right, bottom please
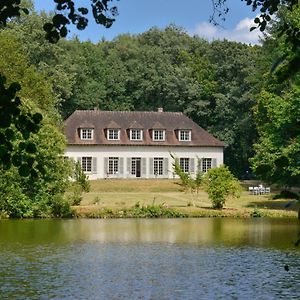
left=0, top=1, right=299, bottom=217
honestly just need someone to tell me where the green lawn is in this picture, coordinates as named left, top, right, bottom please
left=74, top=179, right=299, bottom=218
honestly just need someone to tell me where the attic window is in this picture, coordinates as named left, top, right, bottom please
left=80, top=128, right=93, bottom=140
left=152, top=129, right=165, bottom=141
left=179, top=130, right=191, bottom=141
left=130, top=129, right=143, bottom=141
left=107, top=129, right=120, bottom=140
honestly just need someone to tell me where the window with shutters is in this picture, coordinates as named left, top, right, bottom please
left=153, top=158, right=164, bottom=175
left=81, top=157, right=92, bottom=172
left=202, top=158, right=212, bottom=172
left=80, top=128, right=93, bottom=140
left=107, top=129, right=120, bottom=140
left=179, top=158, right=190, bottom=173
left=130, top=129, right=143, bottom=141
left=179, top=130, right=191, bottom=141
left=152, top=129, right=165, bottom=141
left=108, top=157, right=119, bottom=174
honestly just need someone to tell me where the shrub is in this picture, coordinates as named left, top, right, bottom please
left=202, top=165, right=242, bottom=209
left=273, top=190, right=299, bottom=200
left=50, top=194, right=74, bottom=218
left=69, top=184, right=83, bottom=206
left=73, top=161, right=90, bottom=192
left=250, top=207, right=264, bottom=218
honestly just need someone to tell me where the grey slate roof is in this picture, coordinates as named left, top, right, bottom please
left=64, top=110, right=224, bottom=147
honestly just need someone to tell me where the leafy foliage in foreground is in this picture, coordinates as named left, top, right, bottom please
left=0, top=120, right=73, bottom=218
left=0, top=29, right=73, bottom=218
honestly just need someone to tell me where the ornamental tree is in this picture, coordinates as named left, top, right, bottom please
left=202, top=165, right=242, bottom=209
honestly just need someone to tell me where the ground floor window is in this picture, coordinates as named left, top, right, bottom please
left=108, top=157, right=119, bottom=174
left=153, top=158, right=164, bottom=175
left=82, top=157, right=92, bottom=172
left=202, top=158, right=212, bottom=172
left=179, top=158, right=190, bottom=173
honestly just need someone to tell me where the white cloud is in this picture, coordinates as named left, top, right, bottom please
left=190, top=17, right=262, bottom=45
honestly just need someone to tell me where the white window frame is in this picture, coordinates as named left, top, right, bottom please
left=179, top=158, right=190, bottom=173
left=81, top=157, right=92, bottom=172
left=108, top=157, right=119, bottom=174
left=130, top=129, right=143, bottom=141
left=107, top=129, right=120, bottom=140
left=80, top=128, right=93, bottom=140
left=153, top=158, right=164, bottom=175
left=202, top=158, right=212, bottom=173
left=152, top=129, right=165, bottom=141
left=179, top=130, right=191, bottom=141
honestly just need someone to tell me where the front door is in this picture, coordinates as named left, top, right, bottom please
left=132, top=158, right=141, bottom=178
left=136, top=159, right=141, bottom=177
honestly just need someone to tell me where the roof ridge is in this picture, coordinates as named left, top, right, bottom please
left=74, top=109, right=183, bottom=114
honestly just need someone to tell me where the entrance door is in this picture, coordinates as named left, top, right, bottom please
left=136, top=159, right=141, bottom=177
left=132, top=158, right=141, bottom=178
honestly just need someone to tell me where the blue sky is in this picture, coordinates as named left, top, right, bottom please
left=34, top=0, right=261, bottom=44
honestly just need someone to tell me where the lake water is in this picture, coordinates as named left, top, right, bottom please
left=0, top=218, right=299, bottom=299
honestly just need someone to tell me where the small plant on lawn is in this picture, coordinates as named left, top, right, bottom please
left=250, top=207, right=264, bottom=218
left=202, top=165, right=242, bottom=209
left=73, top=161, right=90, bottom=193
left=171, top=154, right=202, bottom=196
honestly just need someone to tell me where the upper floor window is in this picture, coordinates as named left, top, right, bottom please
left=107, top=129, right=120, bottom=140
left=130, top=129, right=143, bottom=141
left=80, top=128, right=93, bottom=140
left=152, top=129, right=165, bottom=141
left=179, top=130, right=191, bottom=141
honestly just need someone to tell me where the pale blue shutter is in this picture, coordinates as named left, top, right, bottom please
left=92, top=157, right=97, bottom=174
left=190, top=158, right=195, bottom=173
left=141, top=158, right=147, bottom=177
left=149, top=158, right=154, bottom=177
left=163, top=158, right=169, bottom=176
left=127, top=158, right=131, bottom=175
left=212, top=158, right=217, bottom=168
left=119, top=157, right=124, bottom=176
left=198, top=158, right=203, bottom=172
left=104, top=157, right=108, bottom=176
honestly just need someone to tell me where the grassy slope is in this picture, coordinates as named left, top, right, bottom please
left=74, top=179, right=299, bottom=218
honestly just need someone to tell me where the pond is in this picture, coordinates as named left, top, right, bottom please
left=0, top=218, right=299, bottom=299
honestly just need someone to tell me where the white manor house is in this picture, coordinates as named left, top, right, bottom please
left=64, top=109, right=224, bottom=179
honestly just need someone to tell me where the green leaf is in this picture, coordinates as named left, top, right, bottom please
left=32, top=113, right=43, bottom=124
left=12, top=154, right=22, bottom=167
left=18, top=164, right=31, bottom=177
left=26, top=142, right=37, bottom=154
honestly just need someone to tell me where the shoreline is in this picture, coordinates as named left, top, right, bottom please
left=73, top=205, right=298, bottom=219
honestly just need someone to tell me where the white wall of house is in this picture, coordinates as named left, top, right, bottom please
left=65, top=145, right=224, bottom=180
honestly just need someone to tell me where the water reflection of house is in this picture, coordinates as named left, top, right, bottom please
left=64, top=108, right=224, bottom=179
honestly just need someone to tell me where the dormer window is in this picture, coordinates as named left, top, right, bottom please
left=130, top=129, right=143, bottom=141
left=107, top=129, right=120, bottom=140
left=80, top=128, right=93, bottom=140
left=179, top=130, right=191, bottom=141
left=152, top=129, right=165, bottom=141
